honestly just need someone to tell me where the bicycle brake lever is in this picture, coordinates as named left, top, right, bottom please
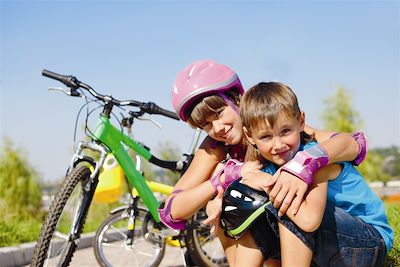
left=138, top=116, right=162, bottom=129
left=48, top=87, right=82, bottom=97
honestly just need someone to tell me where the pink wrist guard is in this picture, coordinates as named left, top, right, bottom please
left=210, top=159, right=243, bottom=193
left=158, top=190, right=186, bottom=230
left=281, top=144, right=329, bottom=186
left=352, top=131, right=367, bottom=166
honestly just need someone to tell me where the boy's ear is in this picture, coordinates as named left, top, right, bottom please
left=243, top=126, right=256, bottom=145
left=299, top=111, right=305, bottom=131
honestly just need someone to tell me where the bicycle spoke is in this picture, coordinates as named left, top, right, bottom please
left=94, top=210, right=165, bottom=267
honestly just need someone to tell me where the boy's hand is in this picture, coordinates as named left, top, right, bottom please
left=203, top=186, right=224, bottom=236
left=241, top=162, right=276, bottom=193
left=240, top=160, right=262, bottom=178
left=268, top=168, right=308, bottom=217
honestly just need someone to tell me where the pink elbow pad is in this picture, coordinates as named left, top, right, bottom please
left=281, top=144, right=329, bottom=186
left=352, top=131, right=367, bottom=166
left=210, top=159, right=243, bottom=192
left=158, top=193, right=186, bottom=230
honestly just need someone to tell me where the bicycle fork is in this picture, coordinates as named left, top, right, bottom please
left=125, top=196, right=140, bottom=246
left=58, top=141, right=108, bottom=266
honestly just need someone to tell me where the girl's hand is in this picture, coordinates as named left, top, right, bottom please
left=203, top=186, right=224, bottom=236
left=268, top=167, right=308, bottom=217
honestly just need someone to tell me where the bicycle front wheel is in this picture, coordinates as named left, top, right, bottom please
left=31, top=165, right=92, bottom=267
left=185, top=209, right=228, bottom=267
left=94, top=208, right=166, bottom=267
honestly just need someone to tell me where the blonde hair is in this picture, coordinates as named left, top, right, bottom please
left=187, top=89, right=241, bottom=129
left=240, top=82, right=303, bottom=161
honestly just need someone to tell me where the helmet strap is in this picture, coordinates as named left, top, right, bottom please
left=218, top=93, right=239, bottom=115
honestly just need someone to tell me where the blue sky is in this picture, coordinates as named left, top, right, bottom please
left=1, top=0, right=399, bottom=182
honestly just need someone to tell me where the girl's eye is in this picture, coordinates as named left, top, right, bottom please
left=215, top=108, right=224, bottom=118
left=201, top=122, right=211, bottom=129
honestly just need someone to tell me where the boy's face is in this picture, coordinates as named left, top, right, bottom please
left=244, top=113, right=305, bottom=166
left=202, top=104, right=243, bottom=145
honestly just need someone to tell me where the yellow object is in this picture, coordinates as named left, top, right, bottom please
left=131, top=180, right=173, bottom=197
left=94, top=154, right=124, bottom=203
left=166, top=237, right=181, bottom=247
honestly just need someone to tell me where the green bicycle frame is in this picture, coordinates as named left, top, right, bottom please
left=92, top=115, right=161, bottom=221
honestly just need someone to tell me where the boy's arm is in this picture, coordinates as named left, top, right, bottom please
left=242, top=169, right=327, bottom=232
left=284, top=164, right=341, bottom=232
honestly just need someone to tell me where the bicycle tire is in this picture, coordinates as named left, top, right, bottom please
left=94, top=208, right=166, bottom=267
left=185, top=209, right=228, bottom=267
left=31, top=165, right=92, bottom=267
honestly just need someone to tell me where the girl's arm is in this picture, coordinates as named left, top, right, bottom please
left=306, top=126, right=359, bottom=163
left=168, top=136, right=226, bottom=220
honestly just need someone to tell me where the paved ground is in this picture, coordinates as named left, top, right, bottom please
left=69, top=244, right=186, bottom=267
left=22, top=244, right=186, bottom=267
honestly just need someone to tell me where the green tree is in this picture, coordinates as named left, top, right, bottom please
left=322, top=87, right=362, bottom=132
left=125, top=141, right=181, bottom=186
left=0, top=138, right=42, bottom=216
left=321, top=87, right=388, bottom=182
left=154, top=141, right=181, bottom=185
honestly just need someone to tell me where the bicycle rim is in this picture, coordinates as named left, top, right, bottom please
left=31, top=166, right=91, bottom=267
left=185, top=209, right=228, bottom=267
left=94, top=209, right=166, bottom=267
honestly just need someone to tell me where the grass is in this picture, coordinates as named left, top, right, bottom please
left=384, top=202, right=400, bottom=266
left=0, top=211, right=43, bottom=247
left=0, top=201, right=119, bottom=247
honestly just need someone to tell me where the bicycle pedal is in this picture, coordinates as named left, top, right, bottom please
left=160, top=228, right=180, bottom=238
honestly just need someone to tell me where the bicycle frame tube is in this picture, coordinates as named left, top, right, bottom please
left=131, top=181, right=173, bottom=197
left=92, top=115, right=160, bottom=221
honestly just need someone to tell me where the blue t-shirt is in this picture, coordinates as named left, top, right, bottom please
left=261, top=142, right=393, bottom=251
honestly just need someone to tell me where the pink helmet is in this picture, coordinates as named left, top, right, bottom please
left=172, top=60, right=244, bottom=121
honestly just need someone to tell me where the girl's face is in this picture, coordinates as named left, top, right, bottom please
left=202, top=104, right=243, bottom=145
left=244, top=113, right=305, bottom=166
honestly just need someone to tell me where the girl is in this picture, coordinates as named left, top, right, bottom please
left=158, top=60, right=368, bottom=265
left=232, top=82, right=393, bottom=266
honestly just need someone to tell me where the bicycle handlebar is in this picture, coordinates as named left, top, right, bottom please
left=149, top=156, right=186, bottom=172
left=42, top=69, right=179, bottom=120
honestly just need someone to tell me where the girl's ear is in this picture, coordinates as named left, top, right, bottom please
left=299, top=111, right=305, bottom=131
left=243, top=126, right=256, bottom=145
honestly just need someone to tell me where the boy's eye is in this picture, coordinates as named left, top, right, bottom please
left=283, top=128, right=291, bottom=134
left=261, top=134, right=272, bottom=140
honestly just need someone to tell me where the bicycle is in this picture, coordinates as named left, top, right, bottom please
left=30, top=70, right=227, bottom=267
left=93, top=114, right=227, bottom=267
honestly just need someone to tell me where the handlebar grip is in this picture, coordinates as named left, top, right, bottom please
left=158, top=108, right=180, bottom=120
left=42, top=69, right=80, bottom=89
left=144, top=102, right=179, bottom=120
left=42, top=69, right=64, bottom=81
left=149, top=156, right=182, bottom=171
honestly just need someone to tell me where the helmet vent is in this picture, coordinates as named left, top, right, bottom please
left=188, top=65, right=195, bottom=79
left=230, top=190, right=242, bottom=199
left=230, top=189, right=253, bottom=202
left=225, top=206, right=237, bottom=212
